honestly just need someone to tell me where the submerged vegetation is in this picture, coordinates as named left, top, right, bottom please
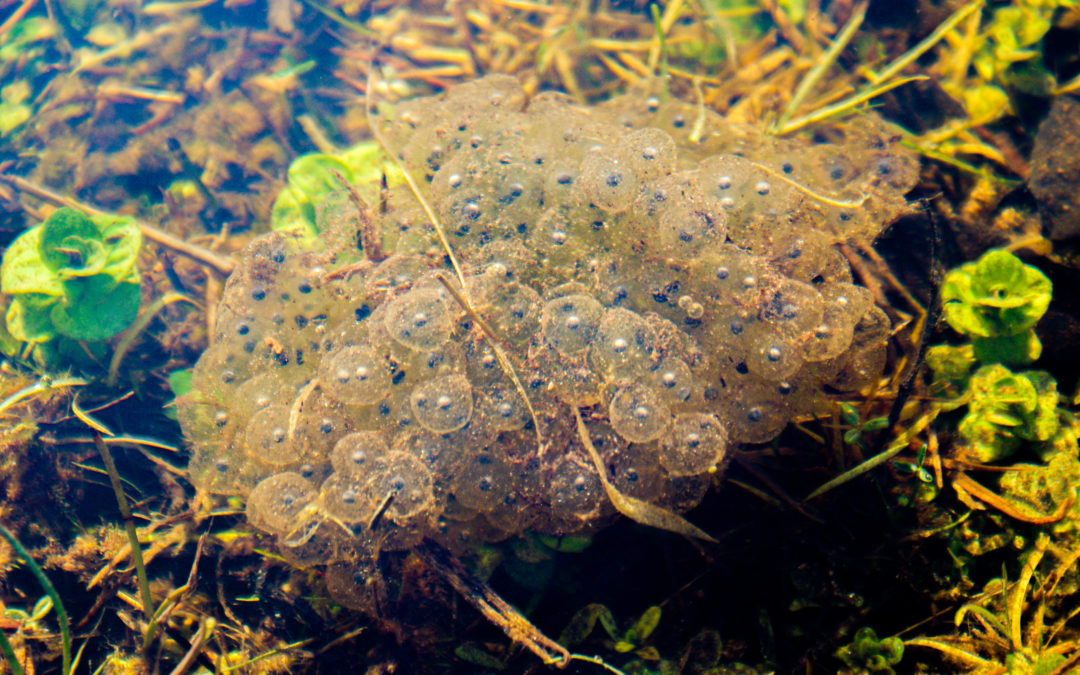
left=1, top=0, right=1080, bottom=673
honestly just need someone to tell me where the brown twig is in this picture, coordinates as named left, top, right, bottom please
left=417, top=541, right=570, bottom=667
left=953, top=473, right=1073, bottom=525
left=329, top=168, right=385, bottom=262
left=0, top=174, right=236, bottom=276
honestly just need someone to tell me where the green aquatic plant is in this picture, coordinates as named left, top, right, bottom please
left=559, top=604, right=663, bottom=661
left=834, top=626, right=904, bottom=675
left=940, top=249, right=1051, bottom=367
left=0, top=523, right=72, bottom=675
left=271, top=141, right=403, bottom=237
left=1, top=207, right=142, bottom=346
left=958, top=365, right=1062, bottom=463
left=971, top=0, right=1078, bottom=98
left=926, top=249, right=1069, bottom=463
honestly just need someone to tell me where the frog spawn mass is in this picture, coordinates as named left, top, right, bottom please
left=178, top=75, right=916, bottom=609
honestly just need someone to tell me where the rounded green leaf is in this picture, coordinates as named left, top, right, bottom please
left=92, top=214, right=142, bottom=281
left=287, top=153, right=353, bottom=201
left=1, top=225, right=64, bottom=296
left=49, top=280, right=140, bottom=341
left=5, top=293, right=58, bottom=342
left=625, top=606, right=662, bottom=644
left=38, top=208, right=102, bottom=274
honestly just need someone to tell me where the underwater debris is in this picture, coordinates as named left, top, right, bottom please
left=176, top=74, right=917, bottom=621
left=1029, top=95, right=1080, bottom=241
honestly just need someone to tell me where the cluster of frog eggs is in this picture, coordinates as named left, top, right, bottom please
left=178, top=75, right=916, bottom=602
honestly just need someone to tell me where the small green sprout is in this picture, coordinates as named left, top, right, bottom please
left=835, top=626, right=903, bottom=674
left=1, top=207, right=142, bottom=345
left=941, top=249, right=1051, bottom=367
left=271, top=141, right=404, bottom=237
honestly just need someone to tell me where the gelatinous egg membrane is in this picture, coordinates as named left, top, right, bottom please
left=177, top=75, right=916, bottom=605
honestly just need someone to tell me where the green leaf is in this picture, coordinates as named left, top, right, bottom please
left=0, top=99, right=31, bottom=136
left=49, top=280, right=140, bottom=341
left=558, top=603, right=619, bottom=646
left=168, top=368, right=193, bottom=399
left=288, top=153, right=352, bottom=199
left=972, top=330, right=1041, bottom=366
left=941, top=250, right=1051, bottom=338
left=957, top=365, right=1062, bottom=462
left=0, top=305, right=20, bottom=357
left=29, top=596, right=53, bottom=623
left=835, top=627, right=903, bottom=672
left=625, top=606, right=661, bottom=645
left=968, top=364, right=1037, bottom=410
left=92, top=214, right=142, bottom=281
left=926, top=343, right=975, bottom=382
left=38, top=208, right=102, bottom=274
left=1017, top=371, right=1060, bottom=442
left=962, top=84, right=1010, bottom=123
left=1, top=225, right=64, bottom=296
left=6, top=294, right=58, bottom=342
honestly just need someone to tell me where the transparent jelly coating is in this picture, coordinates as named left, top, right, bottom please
left=331, top=431, right=389, bottom=476
left=452, top=448, right=513, bottom=512
left=320, top=345, right=392, bottom=406
left=409, top=374, right=474, bottom=434
left=177, top=73, right=914, bottom=578
left=660, top=414, right=729, bottom=476
left=624, top=127, right=676, bottom=183
left=609, top=384, right=672, bottom=444
left=243, top=405, right=294, bottom=466
left=547, top=455, right=604, bottom=521
left=590, top=308, right=658, bottom=380
left=580, top=150, right=638, bottom=213
left=368, top=452, right=435, bottom=522
left=541, top=294, right=604, bottom=356
left=247, top=472, right=317, bottom=534
left=384, top=286, right=454, bottom=352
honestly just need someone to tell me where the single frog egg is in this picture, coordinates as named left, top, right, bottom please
left=547, top=455, right=603, bottom=521
left=480, top=384, right=531, bottom=431
left=247, top=472, right=317, bottom=535
left=650, top=357, right=694, bottom=403
left=320, top=345, right=392, bottom=406
left=452, top=449, right=512, bottom=512
left=331, top=431, right=389, bottom=477
left=410, top=374, right=474, bottom=433
left=384, top=286, right=454, bottom=351
left=625, top=127, right=676, bottom=182
left=609, top=384, right=672, bottom=444
left=580, top=150, right=638, bottom=213
left=590, top=308, right=658, bottom=380
left=244, top=404, right=294, bottom=466
left=367, top=452, right=434, bottom=522
left=541, top=294, right=604, bottom=356
left=321, top=471, right=378, bottom=524
left=660, top=413, right=728, bottom=476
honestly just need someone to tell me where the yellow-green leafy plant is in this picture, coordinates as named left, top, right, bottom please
left=835, top=627, right=904, bottom=675
left=1, top=207, right=142, bottom=347
left=928, top=249, right=1072, bottom=463
left=271, top=141, right=403, bottom=237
